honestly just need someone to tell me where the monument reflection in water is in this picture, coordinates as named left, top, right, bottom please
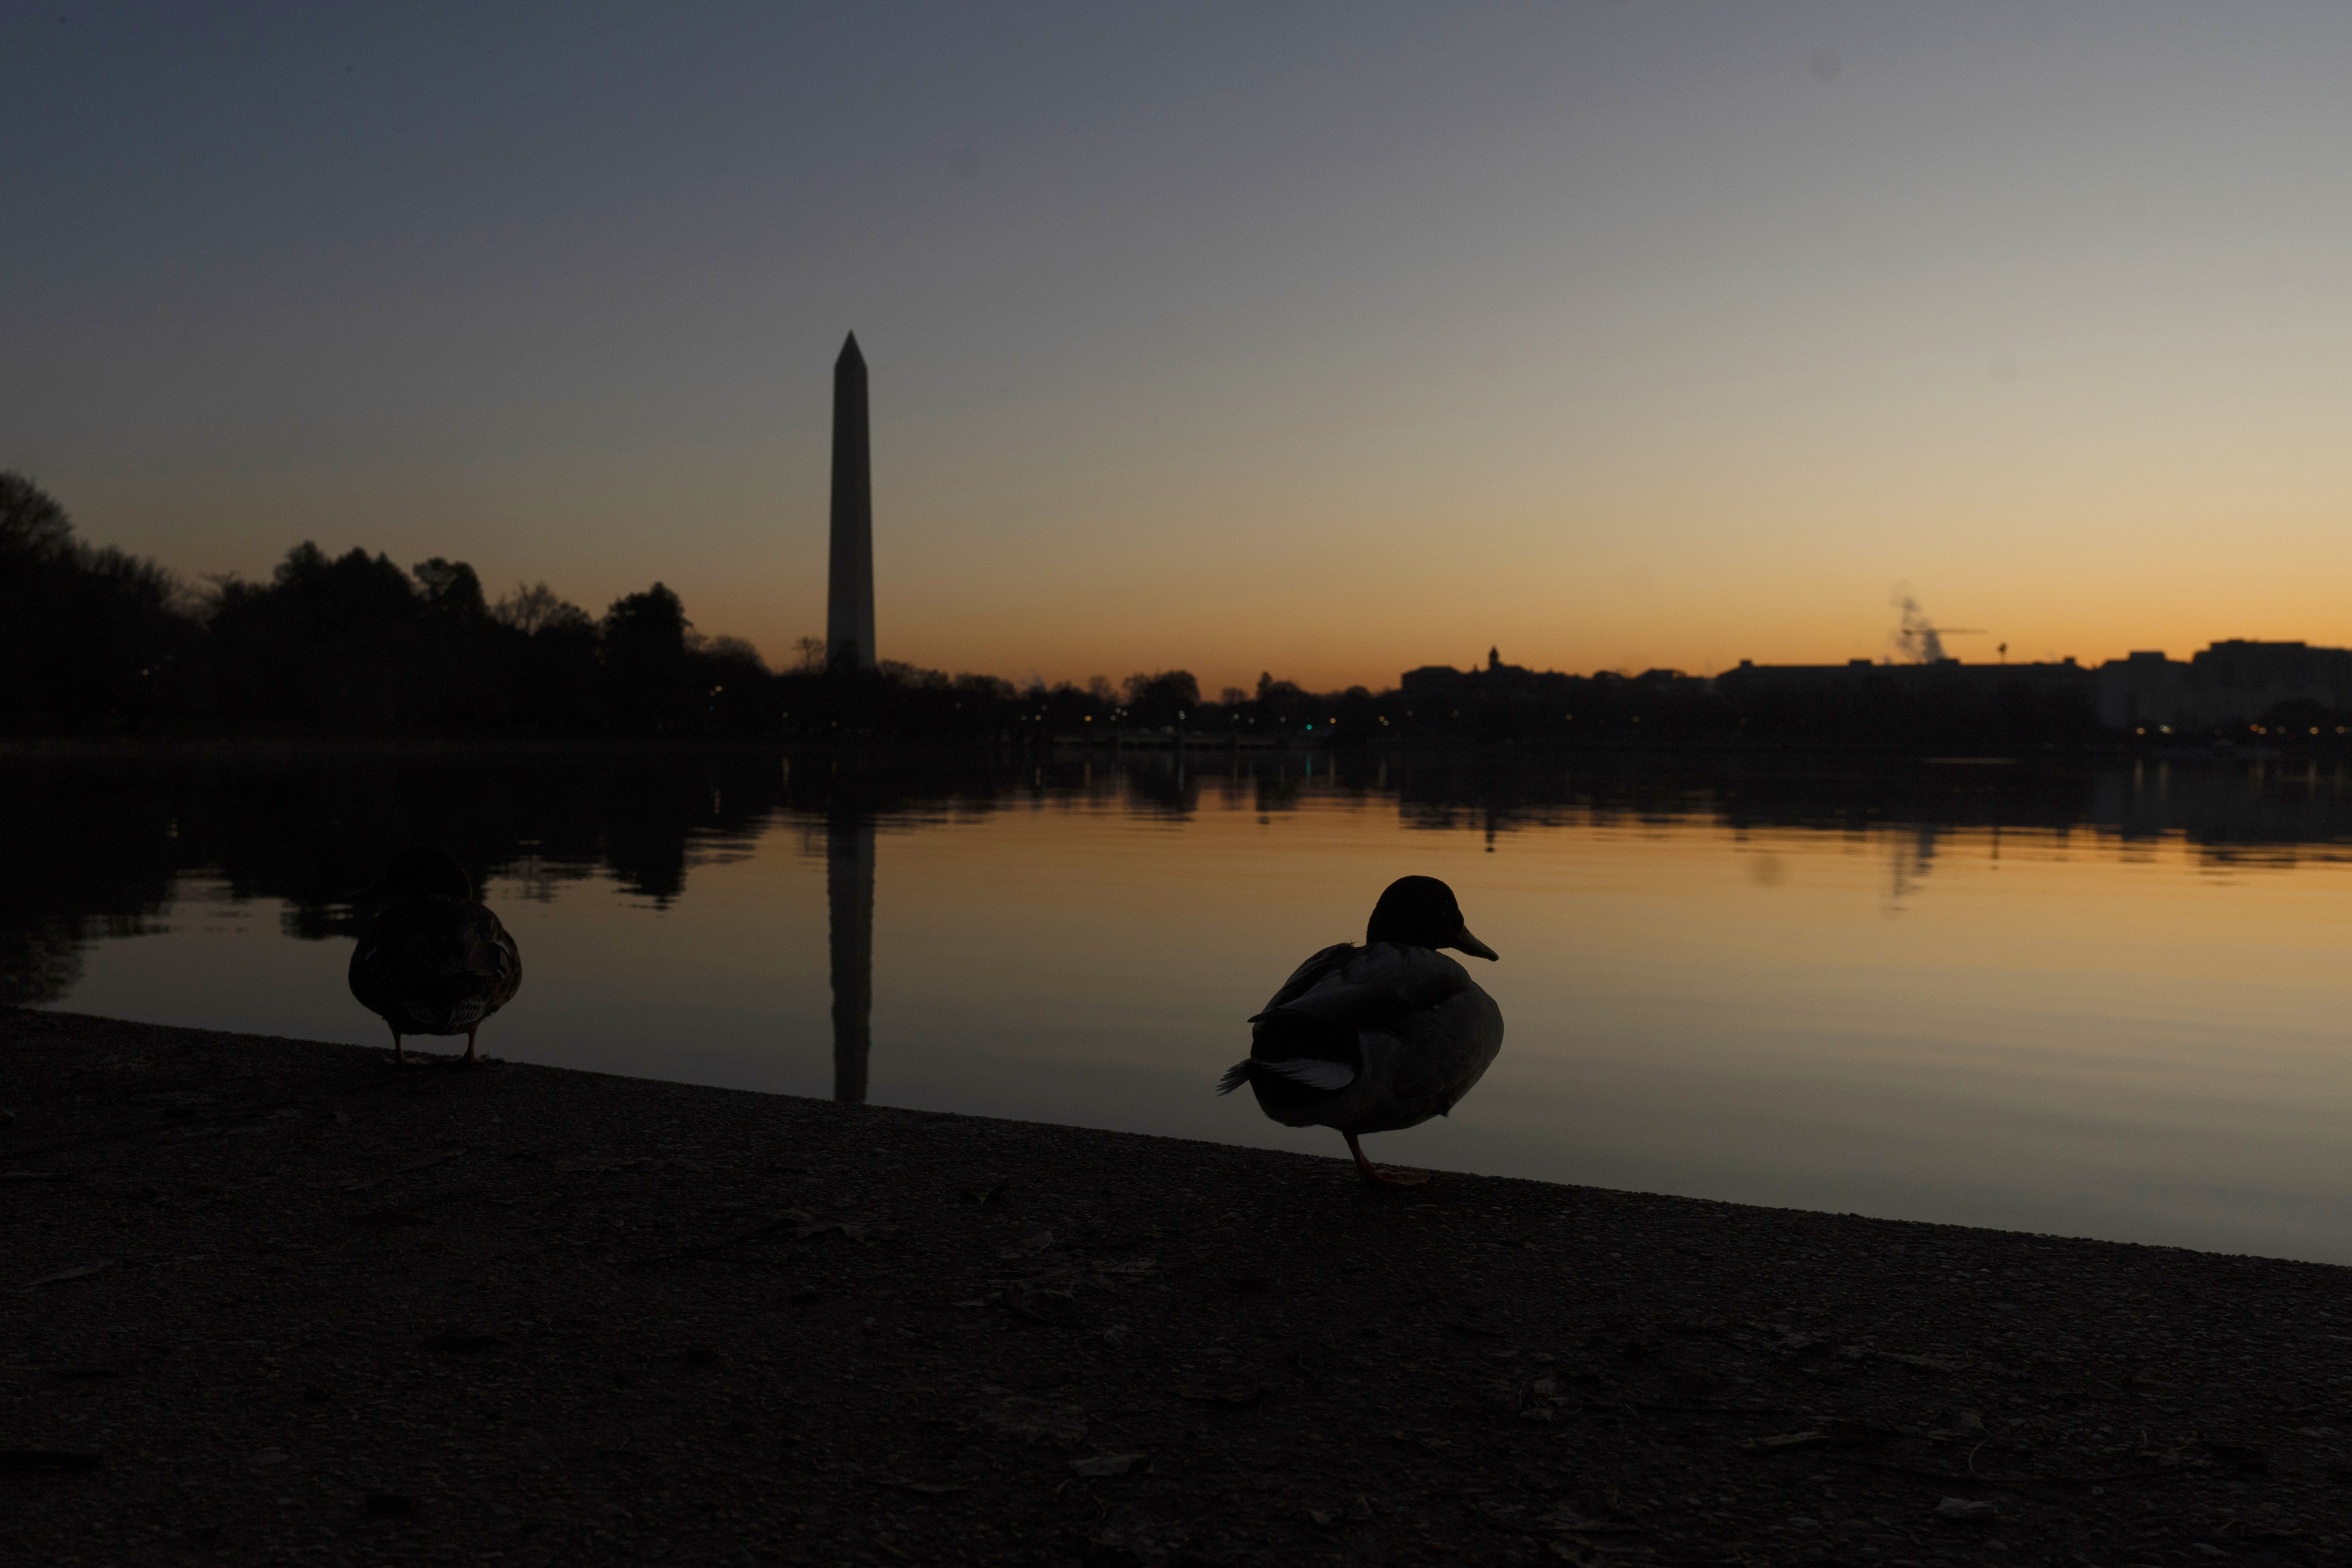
left=827, top=807, right=873, bottom=1105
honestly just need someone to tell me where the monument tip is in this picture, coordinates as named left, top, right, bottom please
left=837, top=331, right=864, bottom=366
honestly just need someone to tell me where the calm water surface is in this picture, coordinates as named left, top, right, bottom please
left=11, top=749, right=2352, bottom=1263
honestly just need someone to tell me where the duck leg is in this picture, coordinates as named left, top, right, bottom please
left=462, top=1026, right=479, bottom=1065
left=1344, top=1131, right=1429, bottom=1186
left=388, top=1024, right=407, bottom=1069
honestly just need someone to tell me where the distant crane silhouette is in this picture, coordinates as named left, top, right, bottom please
left=1889, top=593, right=1986, bottom=662
left=1898, top=624, right=1986, bottom=662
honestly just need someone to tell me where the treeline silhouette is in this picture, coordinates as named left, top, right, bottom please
left=0, top=471, right=2112, bottom=746
left=4, top=472, right=1179, bottom=739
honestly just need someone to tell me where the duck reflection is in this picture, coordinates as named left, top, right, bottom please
left=827, top=807, right=874, bottom=1104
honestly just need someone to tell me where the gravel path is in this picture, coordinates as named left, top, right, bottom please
left=3, top=1006, right=2348, bottom=1566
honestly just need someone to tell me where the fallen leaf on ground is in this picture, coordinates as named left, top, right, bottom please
left=22, top=1260, right=116, bottom=1289
left=1822, top=1418, right=1896, bottom=1448
left=1068, top=1453, right=1148, bottom=1477
left=1174, top=1383, right=1264, bottom=1406
left=1003, top=1289, right=1084, bottom=1327
left=978, top=1397, right=1088, bottom=1445
left=2196, top=1440, right=2269, bottom=1473
left=343, top=1150, right=462, bottom=1192
left=998, top=1231, right=1055, bottom=1260
left=1935, top=1497, right=1999, bottom=1521
left=1442, top=1315, right=1508, bottom=1338
left=1538, top=1505, right=1638, bottom=1534
left=796, top=1213, right=895, bottom=1242
left=1740, top=1430, right=1829, bottom=1452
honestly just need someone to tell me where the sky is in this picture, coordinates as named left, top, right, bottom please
left=7, top=2, right=2352, bottom=693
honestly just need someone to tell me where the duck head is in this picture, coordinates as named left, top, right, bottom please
left=350, top=846, right=474, bottom=903
left=1366, top=875, right=1497, bottom=960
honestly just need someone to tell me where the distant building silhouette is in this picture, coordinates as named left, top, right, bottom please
left=826, top=333, right=877, bottom=670
left=1718, top=656, right=2089, bottom=702
left=1716, top=641, right=2352, bottom=733
left=2097, top=641, right=2352, bottom=730
left=1403, top=651, right=1708, bottom=707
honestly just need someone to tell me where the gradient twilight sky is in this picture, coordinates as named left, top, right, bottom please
left=8, top=3, right=2352, bottom=692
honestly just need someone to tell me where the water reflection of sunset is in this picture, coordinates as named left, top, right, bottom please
left=20, top=751, right=2352, bottom=1264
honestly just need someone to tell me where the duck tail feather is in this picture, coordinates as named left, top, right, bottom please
left=1257, top=1057, right=1358, bottom=1092
left=1215, top=1060, right=1254, bottom=1096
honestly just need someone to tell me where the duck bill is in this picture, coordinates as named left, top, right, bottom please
left=1453, top=926, right=1499, bottom=962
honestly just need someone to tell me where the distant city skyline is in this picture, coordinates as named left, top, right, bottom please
left=9, top=4, right=2352, bottom=694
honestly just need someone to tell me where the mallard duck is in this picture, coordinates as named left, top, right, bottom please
left=1217, top=875, right=1502, bottom=1185
left=347, top=847, right=523, bottom=1067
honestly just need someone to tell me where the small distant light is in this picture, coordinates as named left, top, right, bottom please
left=2136, top=728, right=2145, bottom=735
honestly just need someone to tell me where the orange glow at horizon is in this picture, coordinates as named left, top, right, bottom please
left=12, top=4, right=2352, bottom=695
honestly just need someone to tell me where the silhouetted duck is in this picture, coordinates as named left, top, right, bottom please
left=1217, top=875, right=1502, bottom=1185
left=347, top=848, right=523, bottom=1067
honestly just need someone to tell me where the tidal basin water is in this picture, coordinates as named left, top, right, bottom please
left=11, top=748, right=2352, bottom=1264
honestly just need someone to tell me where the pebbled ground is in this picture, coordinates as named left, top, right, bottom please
left=3, top=1005, right=2350, bottom=1567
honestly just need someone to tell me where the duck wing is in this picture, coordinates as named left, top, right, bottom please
left=1259, top=941, right=1471, bottom=1034
left=1373, top=973, right=1504, bottom=1126
left=1221, top=943, right=1477, bottom=1118
left=349, top=897, right=523, bottom=1036
left=1256, top=941, right=1362, bottom=1016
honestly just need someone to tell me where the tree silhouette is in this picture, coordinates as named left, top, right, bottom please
left=0, top=471, right=188, bottom=733
left=1123, top=669, right=1201, bottom=726
left=602, top=583, right=693, bottom=732
left=413, top=557, right=488, bottom=617
left=492, top=581, right=591, bottom=637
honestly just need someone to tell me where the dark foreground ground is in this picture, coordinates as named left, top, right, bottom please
left=4, top=1010, right=2349, bottom=1567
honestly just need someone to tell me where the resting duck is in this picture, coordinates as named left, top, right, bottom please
left=1217, top=875, right=1502, bottom=1185
left=347, top=847, right=523, bottom=1067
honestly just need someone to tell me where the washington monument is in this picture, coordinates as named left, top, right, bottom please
left=826, top=332, right=876, bottom=669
